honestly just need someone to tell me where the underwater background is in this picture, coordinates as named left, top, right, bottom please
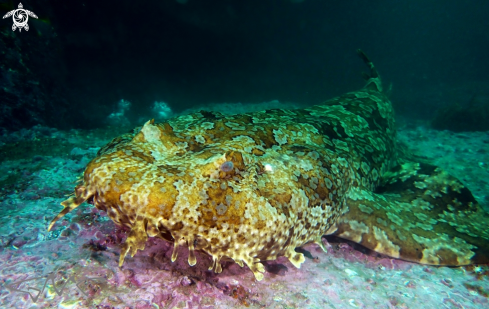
left=1, top=0, right=489, bottom=308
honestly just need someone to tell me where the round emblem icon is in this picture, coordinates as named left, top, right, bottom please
left=2, top=3, right=38, bottom=32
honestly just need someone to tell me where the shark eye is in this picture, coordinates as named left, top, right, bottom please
left=220, top=161, right=234, bottom=172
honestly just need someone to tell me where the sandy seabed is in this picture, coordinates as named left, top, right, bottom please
left=0, top=116, right=488, bottom=309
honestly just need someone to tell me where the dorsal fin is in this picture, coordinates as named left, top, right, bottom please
left=357, top=49, right=383, bottom=93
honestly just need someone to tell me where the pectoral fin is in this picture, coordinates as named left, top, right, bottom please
left=331, top=162, right=489, bottom=265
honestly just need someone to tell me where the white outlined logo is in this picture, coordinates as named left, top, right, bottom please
left=2, top=3, right=38, bottom=32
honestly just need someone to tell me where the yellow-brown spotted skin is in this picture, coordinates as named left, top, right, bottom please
left=48, top=50, right=489, bottom=280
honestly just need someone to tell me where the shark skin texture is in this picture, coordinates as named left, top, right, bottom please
left=48, top=50, right=489, bottom=281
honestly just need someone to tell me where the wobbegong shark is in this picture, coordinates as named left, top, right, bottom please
left=48, top=50, right=489, bottom=280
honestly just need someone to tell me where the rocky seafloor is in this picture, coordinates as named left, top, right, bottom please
left=0, top=113, right=488, bottom=309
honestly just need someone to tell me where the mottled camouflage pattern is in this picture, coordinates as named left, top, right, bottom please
left=49, top=51, right=489, bottom=280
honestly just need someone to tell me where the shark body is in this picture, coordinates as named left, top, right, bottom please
left=49, top=51, right=489, bottom=280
